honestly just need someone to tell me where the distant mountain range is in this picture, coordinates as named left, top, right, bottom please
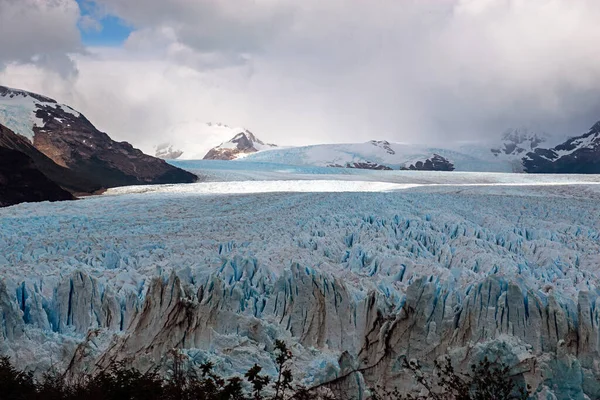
left=164, top=127, right=545, bottom=172
left=2, top=83, right=599, bottom=208
left=157, top=123, right=600, bottom=174
left=0, top=86, right=197, bottom=206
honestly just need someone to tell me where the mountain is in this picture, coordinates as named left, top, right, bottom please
left=0, top=123, right=106, bottom=194
left=0, top=146, right=74, bottom=207
left=203, top=130, right=277, bottom=160
left=241, top=140, right=510, bottom=171
left=154, top=123, right=277, bottom=160
left=523, top=121, right=600, bottom=173
left=0, top=86, right=197, bottom=193
left=490, top=127, right=549, bottom=158
left=484, top=127, right=550, bottom=172
left=401, top=153, right=455, bottom=171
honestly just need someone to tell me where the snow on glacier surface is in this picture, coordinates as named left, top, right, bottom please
left=2, top=170, right=600, bottom=386
left=169, top=159, right=600, bottom=185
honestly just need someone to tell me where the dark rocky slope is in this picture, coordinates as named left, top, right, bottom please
left=402, top=154, right=455, bottom=171
left=523, top=121, right=600, bottom=173
left=0, top=146, right=74, bottom=207
left=0, top=123, right=101, bottom=194
left=0, top=86, right=197, bottom=192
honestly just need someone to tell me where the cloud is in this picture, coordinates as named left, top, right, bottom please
left=78, top=15, right=103, bottom=33
left=2, top=0, right=600, bottom=150
left=0, top=0, right=84, bottom=76
left=95, top=0, right=294, bottom=53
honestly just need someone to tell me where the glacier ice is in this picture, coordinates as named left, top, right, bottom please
left=2, top=174, right=600, bottom=398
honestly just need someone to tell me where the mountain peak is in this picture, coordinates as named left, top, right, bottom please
left=589, top=120, right=600, bottom=134
left=0, top=85, right=81, bottom=141
left=230, top=130, right=266, bottom=146
left=0, top=85, right=58, bottom=104
left=153, top=124, right=276, bottom=160
left=203, top=129, right=276, bottom=160
left=490, top=127, right=551, bottom=163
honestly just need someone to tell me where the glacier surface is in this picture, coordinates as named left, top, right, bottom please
left=2, top=169, right=600, bottom=399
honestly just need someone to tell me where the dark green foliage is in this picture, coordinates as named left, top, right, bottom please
left=370, top=356, right=531, bottom=400
left=0, top=356, right=36, bottom=400
left=0, top=350, right=530, bottom=400
left=273, top=340, right=294, bottom=400
left=246, top=364, right=271, bottom=400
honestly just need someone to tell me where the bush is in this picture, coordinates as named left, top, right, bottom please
left=370, top=356, right=530, bottom=400
left=0, top=349, right=529, bottom=399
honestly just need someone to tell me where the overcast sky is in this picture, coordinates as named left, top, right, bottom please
left=1, top=0, right=600, bottom=153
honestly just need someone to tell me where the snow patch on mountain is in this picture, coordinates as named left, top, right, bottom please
left=523, top=121, right=600, bottom=173
left=0, top=86, right=80, bottom=142
left=491, top=127, right=550, bottom=157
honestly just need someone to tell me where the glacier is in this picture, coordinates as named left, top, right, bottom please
left=2, top=168, right=600, bottom=399
left=238, top=141, right=524, bottom=172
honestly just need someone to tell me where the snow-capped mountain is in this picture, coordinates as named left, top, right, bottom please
left=490, top=127, right=549, bottom=158
left=204, top=129, right=277, bottom=160
left=154, top=123, right=277, bottom=161
left=523, top=121, right=600, bottom=173
left=484, top=127, right=551, bottom=172
left=0, top=86, right=80, bottom=142
left=0, top=86, right=196, bottom=194
left=242, top=139, right=512, bottom=172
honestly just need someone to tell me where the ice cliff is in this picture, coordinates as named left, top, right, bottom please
left=1, top=180, right=600, bottom=399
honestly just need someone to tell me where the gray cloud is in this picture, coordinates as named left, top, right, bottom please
left=0, top=0, right=83, bottom=77
left=96, top=0, right=294, bottom=53
left=2, top=0, right=600, bottom=150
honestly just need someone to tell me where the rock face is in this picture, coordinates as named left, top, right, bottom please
left=0, top=86, right=197, bottom=193
left=328, top=161, right=394, bottom=170
left=203, top=129, right=277, bottom=160
left=0, top=146, right=74, bottom=207
left=487, top=128, right=551, bottom=173
left=0, top=123, right=103, bottom=194
left=523, top=121, right=600, bottom=173
left=401, top=154, right=455, bottom=171
left=491, top=127, right=548, bottom=158
left=154, top=143, right=184, bottom=160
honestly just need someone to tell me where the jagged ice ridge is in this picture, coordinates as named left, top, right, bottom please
left=2, top=174, right=600, bottom=398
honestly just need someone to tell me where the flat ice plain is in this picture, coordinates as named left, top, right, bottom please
left=2, top=161, right=600, bottom=398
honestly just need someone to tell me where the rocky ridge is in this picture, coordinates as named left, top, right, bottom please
left=523, top=121, right=600, bottom=173
left=0, top=86, right=197, bottom=194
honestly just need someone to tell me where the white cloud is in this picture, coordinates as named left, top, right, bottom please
left=0, top=0, right=83, bottom=76
left=78, top=15, right=103, bottom=33
left=2, top=0, right=600, bottom=151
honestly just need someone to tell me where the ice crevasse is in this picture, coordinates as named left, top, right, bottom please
left=1, top=185, right=600, bottom=399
